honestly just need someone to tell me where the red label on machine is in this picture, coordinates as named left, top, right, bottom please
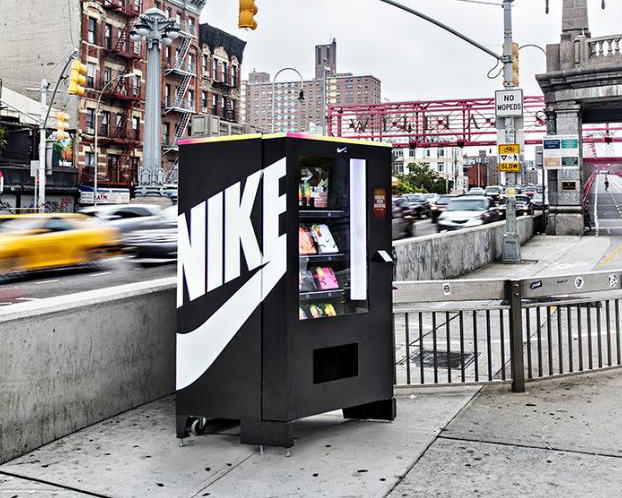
left=373, top=188, right=387, bottom=217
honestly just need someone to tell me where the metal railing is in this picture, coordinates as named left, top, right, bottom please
left=393, top=270, right=622, bottom=392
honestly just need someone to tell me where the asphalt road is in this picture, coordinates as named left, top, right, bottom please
left=589, top=173, right=622, bottom=236
left=0, top=258, right=176, bottom=308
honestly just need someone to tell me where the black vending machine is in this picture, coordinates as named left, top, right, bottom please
left=175, top=133, right=395, bottom=448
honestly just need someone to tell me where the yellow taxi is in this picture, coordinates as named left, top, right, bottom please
left=0, top=213, right=121, bottom=274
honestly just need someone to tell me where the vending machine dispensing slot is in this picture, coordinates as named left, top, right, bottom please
left=176, top=133, right=395, bottom=448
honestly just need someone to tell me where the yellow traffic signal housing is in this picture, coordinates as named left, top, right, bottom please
left=68, top=59, right=88, bottom=96
left=56, top=111, right=69, bottom=140
left=239, top=0, right=258, bottom=30
left=512, top=42, right=519, bottom=87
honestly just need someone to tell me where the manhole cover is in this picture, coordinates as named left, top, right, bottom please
left=409, top=349, right=477, bottom=370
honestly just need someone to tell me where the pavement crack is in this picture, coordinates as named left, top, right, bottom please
left=436, top=434, right=622, bottom=460
left=0, top=470, right=111, bottom=498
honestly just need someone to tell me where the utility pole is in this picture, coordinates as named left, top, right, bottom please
left=130, top=8, right=180, bottom=196
left=501, top=0, right=520, bottom=262
left=38, top=79, right=50, bottom=213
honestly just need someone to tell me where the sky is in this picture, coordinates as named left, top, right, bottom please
left=200, top=0, right=622, bottom=102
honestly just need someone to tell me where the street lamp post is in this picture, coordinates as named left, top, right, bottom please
left=130, top=8, right=179, bottom=197
left=271, top=67, right=305, bottom=133
left=94, top=73, right=137, bottom=206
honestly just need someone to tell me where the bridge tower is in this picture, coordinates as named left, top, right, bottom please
left=537, top=0, right=622, bottom=235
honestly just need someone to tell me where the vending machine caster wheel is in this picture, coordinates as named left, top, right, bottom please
left=191, top=417, right=208, bottom=435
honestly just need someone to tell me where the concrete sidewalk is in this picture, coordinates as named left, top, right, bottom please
left=0, top=390, right=478, bottom=498
left=390, top=370, right=622, bottom=498
left=3, top=235, right=622, bottom=497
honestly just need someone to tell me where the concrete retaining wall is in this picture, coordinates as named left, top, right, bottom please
left=393, top=216, right=540, bottom=281
left=0, top=278, right=176, bottom=465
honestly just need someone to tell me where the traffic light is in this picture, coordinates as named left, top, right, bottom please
left=56, top=111, right=69, bottom=140
left=68, top=59, right=87, bottom=96
left=512, top=42, right=519, bottom=87
left=239, top=0, right=258, bottom=30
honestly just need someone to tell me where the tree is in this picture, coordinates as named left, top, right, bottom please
left=394, top=162, right=453, bottom=195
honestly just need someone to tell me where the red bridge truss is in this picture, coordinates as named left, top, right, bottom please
left=327, top=96, right=622, bottom=148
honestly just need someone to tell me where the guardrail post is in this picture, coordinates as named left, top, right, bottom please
left=508, top=279, right=526, bottom=392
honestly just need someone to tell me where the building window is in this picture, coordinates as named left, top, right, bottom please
left=133, top=75, right=141, bottom=97
left=88, top=17, right=97, bottom=44
left=213, top=60, right=218, bottom=80
left=187, top=89, right=195, bottom=109
left=201, top=91, right=208, bottom=112
left=231, top=66, right=237, bottom=87
left=107, top=154, right=119, bottom=179
left=87, top=63, right=96, bottom=88
left=86, top=109, right=95, bottom=134
left=165, top=84, right=171, bottom=106
left=187, top=17, right=194, bottom=34
left=188, top=53, right=196, bottom=73
left=166, top=46, right=172, bottom=65
left=104, top=68, right=111, bottom=86
left=164, top=122, right=171, bottom=146
left=232, top=100, right=236, bottom=121
left=133, top=116, right=140, bottom=140
left=202, top=54, right=209, bottom=74
left=212, top=94, right=218, bottom=115
left=101, top=111, right=110, bottom=137
left=409, top=149, right=415, bottom=157
left=105, top=24, right=112, bottom=49
left=438, top=149, right=445, bottom=157
left=85, top=151, right=95, bottom=172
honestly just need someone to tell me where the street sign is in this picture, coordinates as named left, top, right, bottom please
left=542, top=135, right=580, bottom=170
left=498, top=144, right=520, bottom=155
left=30, top=160, right=39, bottom=177
left=495, top=89, right=523, bottom=117
left=499, top=162, right=521, bottom=172
left=497, top=144, right=521, bottom=172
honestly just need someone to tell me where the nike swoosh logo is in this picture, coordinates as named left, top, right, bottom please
left=176, top=235, right=286, bottom=390
left=337, top=147, right=347, bottom=153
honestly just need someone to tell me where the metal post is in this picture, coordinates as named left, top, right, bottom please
left=142, top=33, right=163, bottom=193
left=270, top=67, right=305, bottom=134
left=501, top=0, right=520, bottom=262
left=38, top=79, right=50, bottom=213
left=131, top=8, right=180, bottom=197
left=507, top=279, right=525, bottom=392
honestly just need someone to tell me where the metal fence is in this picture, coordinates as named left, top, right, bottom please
left=393, top=270, right=622, bottom=392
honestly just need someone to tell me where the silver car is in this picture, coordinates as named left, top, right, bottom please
left=437, top=196, right=499, bottom=232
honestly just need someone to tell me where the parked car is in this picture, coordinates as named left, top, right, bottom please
left=523, top=185, right=537, bottom=198
left=437, top=196, right=500, bottom=232
left=484, top=185, right=504, bottom=201
left=0, top=214, right=120, bottom=276
left=123, top=206, right=178, bottom=263
left=79, top=204, right=162, bottom=234
left=430, top=195, right=460, bottom=223
left=530, top=193, right=547, bottom=210
left=467, top=187, right=486, bottom=196
left=515, top=194, right=534, bottom=215
left=392, top=198, right=416, bottom=239
left=498, top=194, right=534, bottom=217
left=403, top=193, right=431, bottom=219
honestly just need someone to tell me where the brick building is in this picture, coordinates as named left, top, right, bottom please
left=0, top=0, right=244, bottom=200
left=241, top=40, right=381, bottom=134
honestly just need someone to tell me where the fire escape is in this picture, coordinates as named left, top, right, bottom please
left=164, top=27, right=196, bottom=155
left=97, top=0, right=143, bottom=187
